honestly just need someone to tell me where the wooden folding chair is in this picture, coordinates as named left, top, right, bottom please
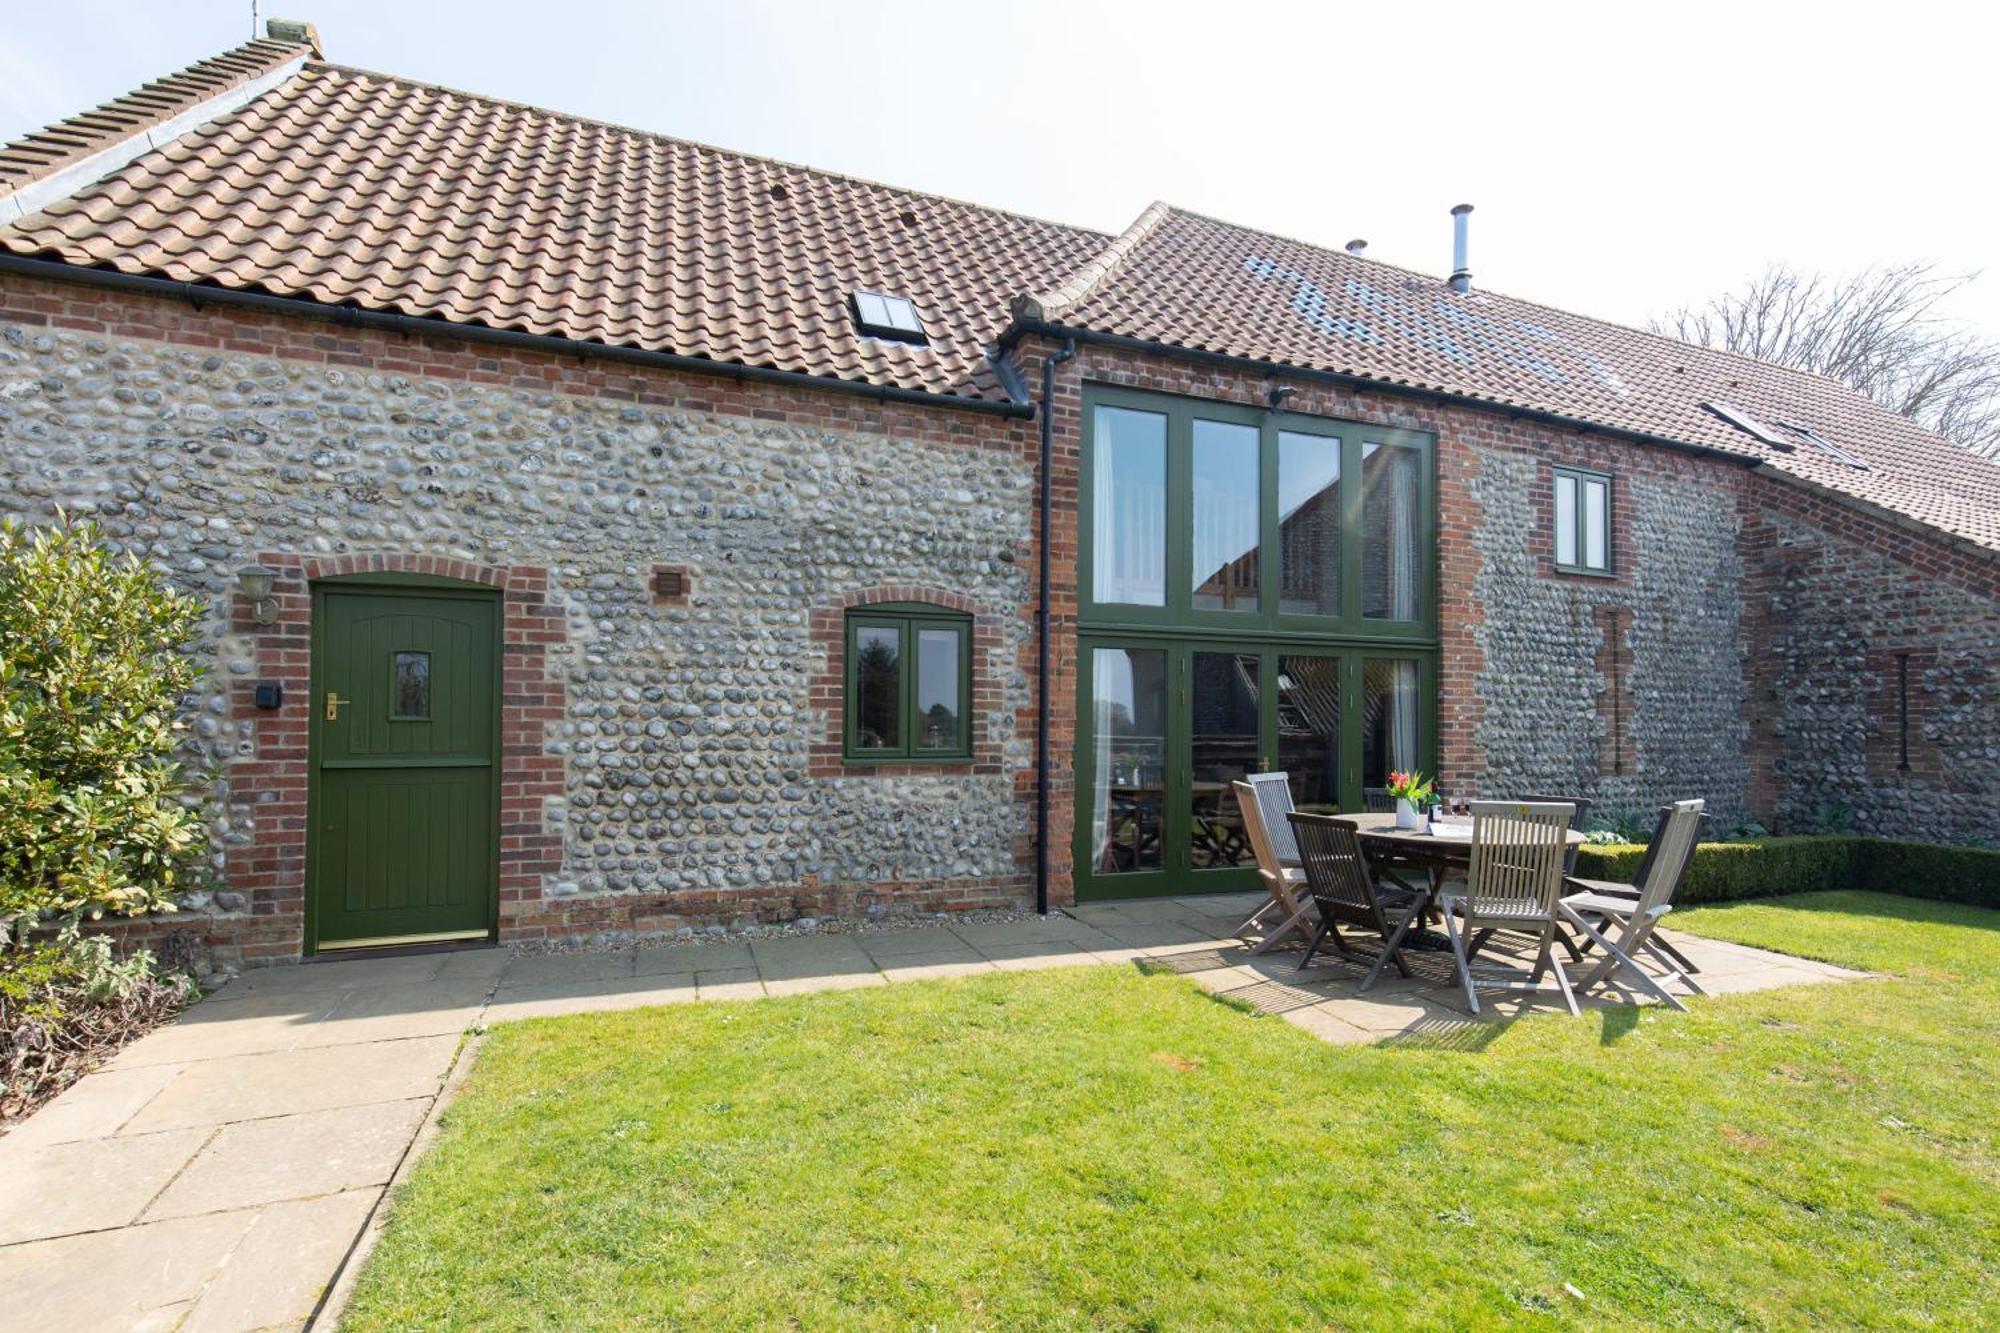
left=1559, top=799, right=1708, bottom=1009
left=1230, top=776, right=1315, bottom=954
left=1288, top=812, right=1433, bottom=990
left=1441, top=801, right=1579, bottom=1016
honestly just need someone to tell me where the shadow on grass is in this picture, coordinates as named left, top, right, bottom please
left=1377, top=1011, right=1508, bottom=1053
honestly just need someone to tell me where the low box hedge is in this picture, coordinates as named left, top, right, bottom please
left=1852, top=838, right=2000, bottom=910
left=1573, top=835, right=1999, bottom=910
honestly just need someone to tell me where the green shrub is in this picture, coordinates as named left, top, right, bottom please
left=0, top=517, right=209, bottom=931
left=1853, top=839, right=2000, bottom=911
left=1577, top=836, right=1856, bottom=906
left=1575, top=835, right=2000, bottom=910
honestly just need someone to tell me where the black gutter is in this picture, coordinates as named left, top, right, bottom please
left=1002, top=317, right=1762, bottom=468
left=1034, top=337, right=1076, bottom=916
left=0, top=254, right=1036, bottom=420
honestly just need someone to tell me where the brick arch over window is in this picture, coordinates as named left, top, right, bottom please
left=808, top=586, right=1004, bottom=777
left=222, top=551, right=567, bottom=963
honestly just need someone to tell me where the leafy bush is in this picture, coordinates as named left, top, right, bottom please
left=0, top=517, right=209, bottom=932
left=1, top=927, right=191, bottom=1118
left=1584, top=807, right=1661, bottom=845
left=1853, top=839, right=2000, bottom=910
left=1575, top=835, right=2000, bottom=910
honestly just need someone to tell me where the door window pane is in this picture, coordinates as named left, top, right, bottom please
left=853, top=626, right=900, bottom=750
left=1361, top=442, right=1423, bottom=621
left=914, top=627, right=961, bottom=751
left=1362, top=658, right=1422, bottom=808
left=1278, top=431, right=1342, bottom=616
left=1191, top=419, right=1260, bottom=612
left=1089, top=648, right=1167, bottom=875
left=1555, top=471, right=1579, bottom=567
left=1276, top=656, right=1340, bottom=811
left=1091, top=406, right=1167, bottom=606
left=1189, top=652, right=1261, bottom=868
left=390, top=651, right=430, bottom=720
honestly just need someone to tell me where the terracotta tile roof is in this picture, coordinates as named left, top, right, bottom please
left=0, top=45, right=1107, bottom=405
left=1, top=41, right=1995, bottom=551
left=1026, top=207, right=2000, bottom=551
left=0, top=38, right=312, bottom=196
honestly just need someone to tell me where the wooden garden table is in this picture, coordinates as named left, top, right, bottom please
left=1341, top=811, right=1588, bottom=945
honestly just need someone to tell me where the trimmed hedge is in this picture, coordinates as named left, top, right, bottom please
left=1573, top=836, right=2000, bottom=911
left=1852, top=838, right=2000, bottom=910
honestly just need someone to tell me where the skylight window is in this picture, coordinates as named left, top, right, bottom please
left=852, top=289, right=926, bottom=342
left=1781, top=422, right=1870, bottom=470
left=1702, top=401, right=1794, bottom=451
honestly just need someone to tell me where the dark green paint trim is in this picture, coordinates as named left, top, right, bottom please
left=305, top=581, right=502, bottom=955
left=841, top=605, right=974, bottom=762
left=1552, top=463, right=1616, bottom=576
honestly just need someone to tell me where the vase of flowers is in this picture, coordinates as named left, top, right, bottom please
left=1385, top=769, right=1433, bottom=830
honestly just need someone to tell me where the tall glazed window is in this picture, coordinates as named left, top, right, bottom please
left=1092, top=406, right=1167, bottom=607
left=1190, top=419, right=1260, bottom=612
left=1362, top=441, right=1423, bottom=621
left=1278, top=430, right=1341, bottom=617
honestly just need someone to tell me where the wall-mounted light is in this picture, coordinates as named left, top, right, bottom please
left=236, top=565, right=278, bottom=625
left=1266, top=385, right=1296, bottom=409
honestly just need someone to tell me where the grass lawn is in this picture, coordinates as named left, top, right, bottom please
left=343, top=892, right=1999, bottom=1330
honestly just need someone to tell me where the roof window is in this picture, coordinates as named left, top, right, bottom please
left=852, top=289, right=926, bottom=343
left=1702, top=401, right=1794, bottom=451
left=1781, top=422, right=1870, bottom=470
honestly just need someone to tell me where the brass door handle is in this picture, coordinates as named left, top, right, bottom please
left=325, top=692, right=348, bottom=721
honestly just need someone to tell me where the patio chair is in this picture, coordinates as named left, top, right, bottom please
left=1440, top=801, right=1580, bottom=1016
left=1287, top=812, right=1433, bottom=990
left=1230, top=777, right=1316, bottom=954
left=1558, top=800, right=1708, bottom=1008
left=1518, top=794, right=1594, bottom=875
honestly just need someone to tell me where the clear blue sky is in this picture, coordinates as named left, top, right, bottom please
left=4, top=0, right=1994, bottom=337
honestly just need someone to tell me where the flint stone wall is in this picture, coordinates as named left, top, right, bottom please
left=0, top=319, right=1035, bottom=923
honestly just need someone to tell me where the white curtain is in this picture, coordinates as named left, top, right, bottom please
left=1089, top=649, right=1120, bottom=870
left=1388, top=660, right=1419, bottom=771
left=1387, top=448, right=1419, bottom=621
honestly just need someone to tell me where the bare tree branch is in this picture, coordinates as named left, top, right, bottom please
left=1653, top=263, right=2000, bottom=461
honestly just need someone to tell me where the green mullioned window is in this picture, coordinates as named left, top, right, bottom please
left=1080, top=385, right=1437, bottom=642
left=844, top=604, right=973, bottom=762
left=1553, top=464, right=1613, bottom=575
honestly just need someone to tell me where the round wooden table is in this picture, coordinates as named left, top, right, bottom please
left=1339, top=811, right=1588, bottom=949
left=1342, top=810, right=1588, bottom=859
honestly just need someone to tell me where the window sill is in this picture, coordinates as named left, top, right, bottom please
left=840, top=753, right=975, bottom=767
left=1551, top=564, right=1617, bottom=581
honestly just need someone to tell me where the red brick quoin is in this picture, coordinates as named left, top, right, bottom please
left=218, top=552, right=566, bottom=964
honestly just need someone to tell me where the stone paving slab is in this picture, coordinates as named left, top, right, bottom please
left=6, top=1209, right=260, bottom=1332
left=177, top=1190, right=378, bottom=1333
left=119, top=1036, right=461, bottom=1135
left=0, top=1126, right=209, bottom=1244
left=1, top=1063, right=185, bottom=1149
left=0, top=889, right=1865, bottom=1333
left=142, top=1099, right=429, bottom=1221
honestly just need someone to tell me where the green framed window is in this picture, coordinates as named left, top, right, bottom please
left=844, top=604, right=973, bottom=761
left=1081, top=385, right=1436, bottom=640
left=1553, top=465, right=1613, bottom=575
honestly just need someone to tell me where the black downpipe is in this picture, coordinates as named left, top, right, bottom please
left=1035, top=338, right=1077, bottom=915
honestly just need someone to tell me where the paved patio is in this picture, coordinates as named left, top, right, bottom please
left=0, top=892, right=1861, bottom=1331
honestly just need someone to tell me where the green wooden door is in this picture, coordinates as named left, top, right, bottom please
left=309, top=585, right=500, bottom=950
